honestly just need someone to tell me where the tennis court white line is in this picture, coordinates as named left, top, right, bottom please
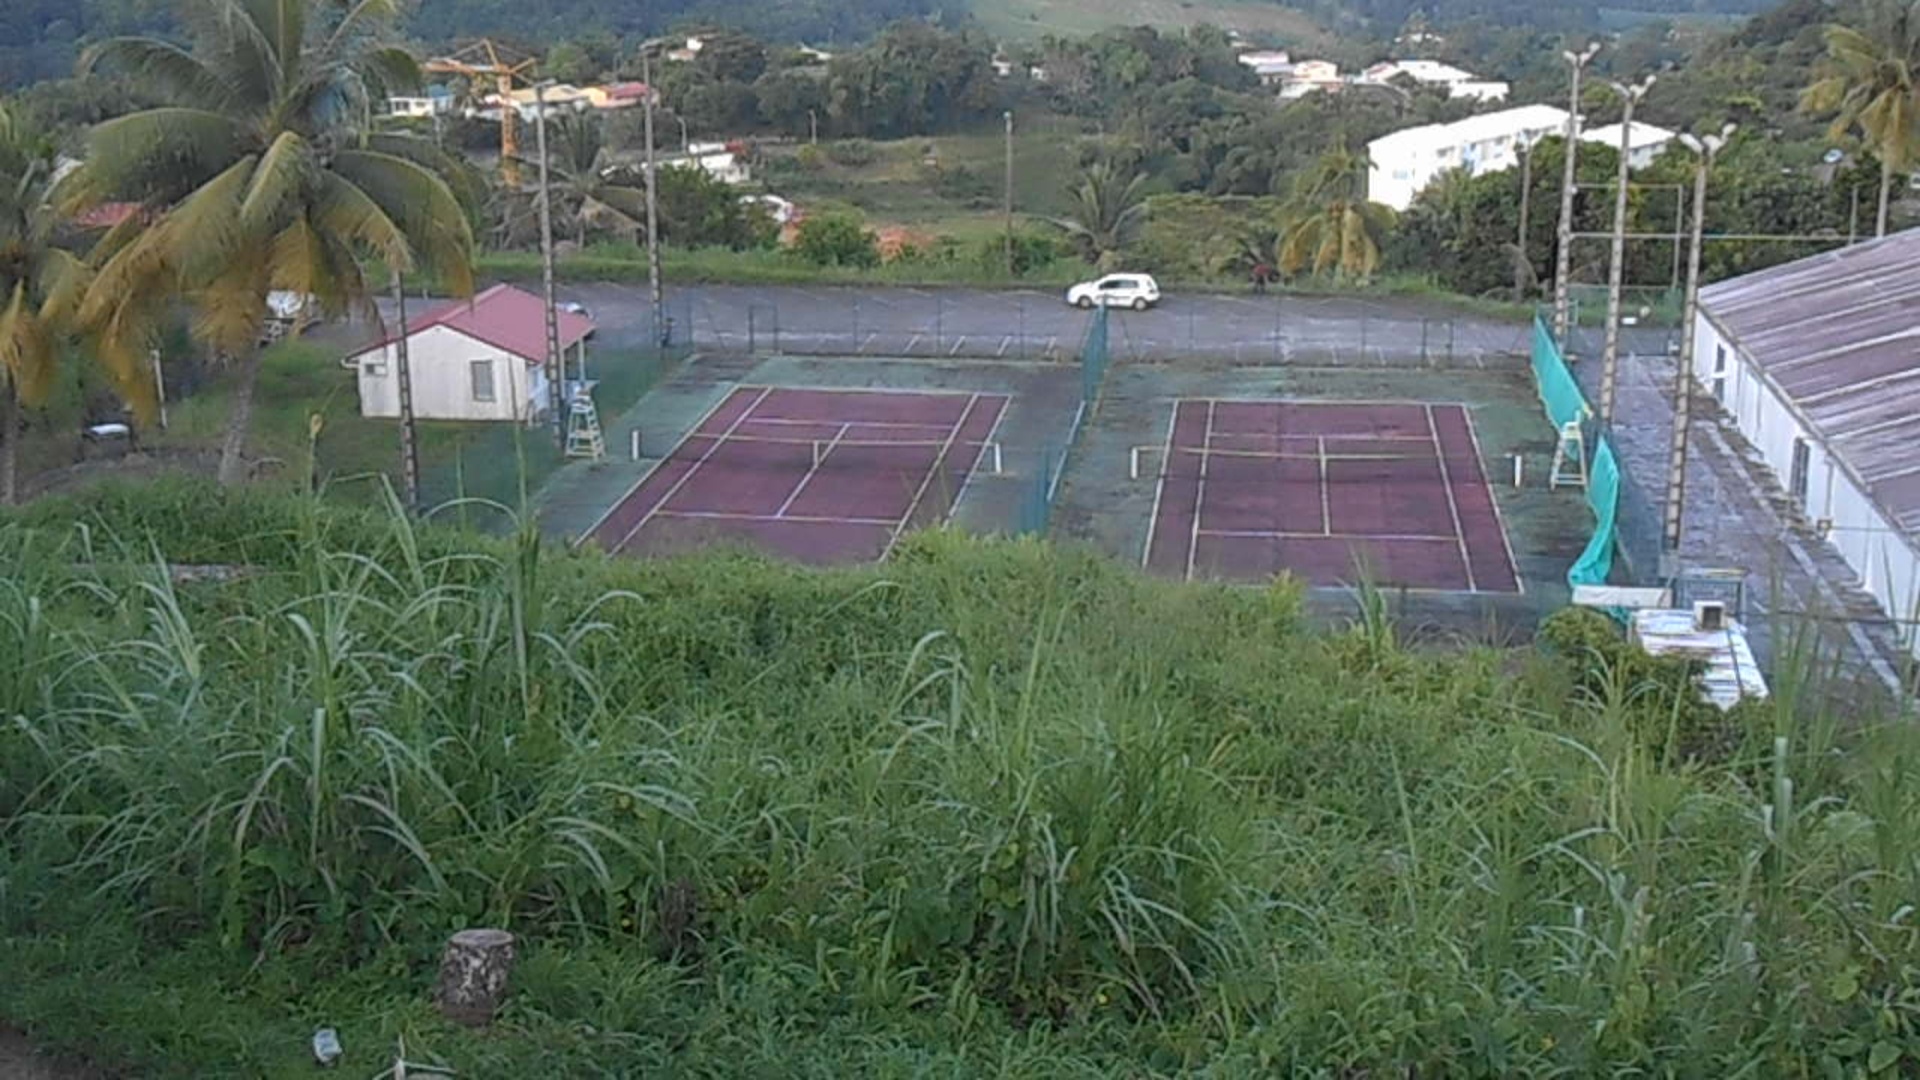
left=575, top=387, right=742, bottom=549
left=1458, top=403, right=1527, bottom=596
left=1139, top=400, right=1181, bottom=569
left=653, top=509, right=900, bottom=528
left=774, top=422, right=849, bottom=519
left=730, top=416, right=953, bottom=435
left=949, top=396, right=1012, bottom=522
left=885, top=392, right=984, bottom=559
left=1426, top=403, right=1478, bottom=592
left=948, top=335, right=968, bottom=356
left=904, top=332, right=923, bottom=353
left=996, top=335, right=1013, bottom=357
left=1195, top=528, right=1460, bottom=542
left=613, top=386, right=773, bottom=553
left=1187, top=399, right=1217, bottom=582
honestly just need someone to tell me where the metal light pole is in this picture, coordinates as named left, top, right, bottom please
left=808, top=108, right=818, bottom=145
left=1003, top=110, right=1015, bottom=279
left=641, top=42, right=666, bottom=347
left=1663, top=124, right=1735, bottom=562
left=1598, top=73, right=1655, bottom=426
left=534, top=80, right=565, bottom=449
left=675, top=115, right=689, bottom=152
left=391, top=269, right=420, bottom=511
left=1552, top=42, right=1600, bottom=345
left=1515, top=132, right=1536, bottom=303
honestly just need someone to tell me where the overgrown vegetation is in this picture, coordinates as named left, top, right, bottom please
left=1, top=482, right=1917, bottom=1075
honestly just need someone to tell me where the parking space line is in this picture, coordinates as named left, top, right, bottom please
left=904, top=332, right=922, bottom=354
left=948, top=335, right=968, bottom=356
left=996, top=335, right=1012, bottom=357
left=859, top=332, right=877, bottom=354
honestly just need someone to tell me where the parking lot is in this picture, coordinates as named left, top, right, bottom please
left=558, top=283, right=1539, bottom=368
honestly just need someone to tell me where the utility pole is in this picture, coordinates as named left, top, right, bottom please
left=1003, top=110, right=1015, bottom=279
left=391, top=269, right=421, bottom=511
left=534, top=81, right=565, bottom=449
left=1663, top=124, right=1735, bottom=565
left=1598, top=74, right=1655, bottom=426
left=808, top=108, right=818, bottom=145
left=1515, top=134, right=1534, bottom=304
left=1552, top=42, right=1600, bottom=345
left=676, top=115, right=689, bottom=152
left=642, top=43, right=666, bottom=347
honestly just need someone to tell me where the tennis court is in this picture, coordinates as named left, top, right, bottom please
left=589, top=385, right=1009, bottom=564
left=1142, top=399, right=1521, bottom=592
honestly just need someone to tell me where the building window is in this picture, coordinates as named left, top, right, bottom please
left=1711, top=343, right=1728, bottom=404
left=470, top=359, right=496, bottom=402
left=364, top=361, right=387, bottom=376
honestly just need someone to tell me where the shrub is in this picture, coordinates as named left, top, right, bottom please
left=794, top=211, right=879, bottom=267
left=825, top=138, right=877, bottom=167
left=795, top=144, right=825, bottom=172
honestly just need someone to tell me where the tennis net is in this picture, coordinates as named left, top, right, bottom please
left=662, top=432, right=1004, bottom=475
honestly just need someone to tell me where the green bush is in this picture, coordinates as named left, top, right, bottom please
left=825, top=137, right=877, bottom=166
left=1538, top=606, right=1735, bottom=763
left=794, top=210, right=880, bottom=267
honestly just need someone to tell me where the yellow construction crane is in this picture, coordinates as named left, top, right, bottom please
left=423, top=39, right=538, bottom=185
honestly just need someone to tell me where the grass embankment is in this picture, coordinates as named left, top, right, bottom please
left=1, top=480, right=1914, bottom=1076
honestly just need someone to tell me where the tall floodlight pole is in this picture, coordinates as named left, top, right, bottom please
left=1663, top=124, right=1735, bottom=563
left=642, top=42, right=666, bottom=347
left=534, top=80, right=565, bottom=449
left=1598, top=74, right=1655, bottom=426
left=1003, top=110, right=1015, bottom=279
left=1552, top=42, right=1601, bottom=344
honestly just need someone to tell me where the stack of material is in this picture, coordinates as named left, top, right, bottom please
left=1630, top=609, right=1769, bottom=710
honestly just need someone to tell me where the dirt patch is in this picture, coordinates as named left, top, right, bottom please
left=0, top=1029, right=104, bottom=1080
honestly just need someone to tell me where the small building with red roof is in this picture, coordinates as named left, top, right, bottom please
left=345, top=283, right=596, bottom=423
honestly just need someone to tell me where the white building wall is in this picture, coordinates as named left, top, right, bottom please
left=1692, top=310, right=1920, bottom=651
left=351, top=326, right=538, bottom=422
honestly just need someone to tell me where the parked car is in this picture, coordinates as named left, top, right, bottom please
left=1066, top=274, right=1161, bottom=311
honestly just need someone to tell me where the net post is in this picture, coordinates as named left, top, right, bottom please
left=812, top=440, right=825, bottom=469
left=1130, top=445, right=1143, bottom=480
left=990, top=443, right=1002, bottom=475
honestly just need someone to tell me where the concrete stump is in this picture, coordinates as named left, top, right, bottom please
left=433, top=928, right=516, bottom=1028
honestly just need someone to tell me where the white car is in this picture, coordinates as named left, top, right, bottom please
left=1067, top=274, right=1161, bottom=311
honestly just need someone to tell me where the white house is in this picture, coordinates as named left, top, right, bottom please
left=1358, top=59, right=1508, bottom=102
left=1237, top=50, right=1294, bottom=85
left=1278, top=59, right=1341, bottom=99
left=1581, top=121, right=1677, bottom=169
left=1366, top=104, right=1569, bottom=210
left=1689, top=229, right=1920, bottom=656
left=667, top=142, right=752, bottom=186
left=386, top=86, right=454, bottom=118
left=346, top=284, right=596, bottom=423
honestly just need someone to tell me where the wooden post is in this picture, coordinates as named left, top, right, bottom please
left=433, top=928, right=517, bottom=1027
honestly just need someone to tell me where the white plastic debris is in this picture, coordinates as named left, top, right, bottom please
left=312, top=1027, right=343, bottom=1067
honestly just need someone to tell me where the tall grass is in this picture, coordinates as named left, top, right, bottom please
left=0, top=480, right=1915, bottom=1076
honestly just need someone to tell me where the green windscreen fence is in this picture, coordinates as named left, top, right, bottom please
left=1017, top=307, right=1110, bottom=536
left=1532, top=313, right=1620, bottom=596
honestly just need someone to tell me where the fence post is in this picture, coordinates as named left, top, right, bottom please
left=1273, top=297, right=1282, bottom=364
left=1447, top=320, right=1456, bottom=366
left=1360, top=314, right=1369, bottom=361
left=935, top=294, right=943, bottom=355
left=852, top=298, right=860, bottom=355
left=1018, top=298, right=1026, bottom=360
left=1421, top=319, right=1430, bottom=365
left=748, top=306, right=757, bottom=354
left=773, top=302, right=781, bottom=355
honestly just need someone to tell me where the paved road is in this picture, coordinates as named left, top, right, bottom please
left=556, top=283, right=1539, bottom=368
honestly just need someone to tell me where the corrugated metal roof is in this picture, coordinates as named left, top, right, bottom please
left=355, top=283, right=595, bottom=365
left=1699, top=228, right=1920, bottom=534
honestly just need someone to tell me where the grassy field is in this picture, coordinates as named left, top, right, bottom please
left=19, top=337, right=678, bottom=527
left=972, top=0, right=1341, bottom=50
left=0, top=481, right=1914, bottom=1076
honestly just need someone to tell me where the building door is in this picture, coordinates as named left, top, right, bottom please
left=1789, top=437, right=1811, bottom=516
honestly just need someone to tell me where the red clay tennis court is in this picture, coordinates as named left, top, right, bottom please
left=591, top=386, right=1009, bottom=565
left=1142, top=399, right=1520, bottom=592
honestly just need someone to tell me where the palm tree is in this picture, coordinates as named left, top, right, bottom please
left=64, top=0, right=475, bottom=487
left=1048, top=160, right=1150, bottom=267
left=505, top=111, right=648, bottom=247
left=1278, top=141, right=1394, bottom=283
left=0, top=106, right=102, bottom=504
left=1802, top=0, right=1920, bottom=237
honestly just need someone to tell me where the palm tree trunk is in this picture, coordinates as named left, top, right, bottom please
left=215, top=348, right=264, bottom=487
left=0, top=383, right=17, bottom=506
left=1877, top=156, right=1892, bottom=238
